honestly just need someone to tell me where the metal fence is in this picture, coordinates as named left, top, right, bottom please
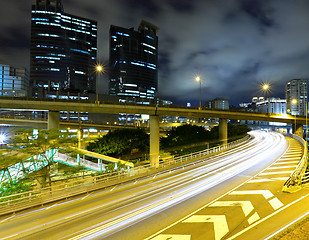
left=0, top=135, right=251, bottom=216
left=283, top=134, right=308, bottom=187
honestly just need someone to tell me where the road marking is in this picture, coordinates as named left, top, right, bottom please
left=183, top=215, right=228, bottom=240
left=273, top=161, right=299, bottom=165
left=259, top=171, right=293, bottom=175
left=247, top=179, right=273, bottom=183
left=230, top=190, right=273, bottom=199
left=151, top=234, right=191, bottom=240
left=209, top=201, right=254, bottom=216
left=268, top=198, right=284, bottom=210
left=248, top=212, right=260, bottom=224
left=272, top=177, right=289, bottom=181
left=268, top=165, right=298, bottom=170
left=230, top=190, right=284, bottom=210
left=226, top=192, right=309, bottom=240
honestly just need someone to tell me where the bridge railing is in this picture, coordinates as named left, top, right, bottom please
left=283, top=134, right=308, bottom=188
left=0, top=134, right=251, bottom=216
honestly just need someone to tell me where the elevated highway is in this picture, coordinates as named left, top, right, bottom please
left=0, top=97, right=305, bottom=167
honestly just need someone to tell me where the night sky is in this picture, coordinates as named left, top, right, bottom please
left=1, top=0, right=309, bottom=106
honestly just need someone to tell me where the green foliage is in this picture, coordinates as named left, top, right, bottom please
left=161, top=124, right=212, bottom=149
left=211, top=124, right=251, bottom=139
left=87, top=128, right=149, bottom=158
left=0, top=179, right=32, bottom=198
left=161, top=124, right=251, bottom=150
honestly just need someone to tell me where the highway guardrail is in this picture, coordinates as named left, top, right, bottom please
left=0, top=134, right=251, bottom=216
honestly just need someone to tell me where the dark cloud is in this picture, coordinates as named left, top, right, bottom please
left=1, top=0, right=309, bottom=106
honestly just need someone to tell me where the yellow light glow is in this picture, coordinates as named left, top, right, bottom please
left=262, top=84, right=269, bottom=90
left=292, top=99, right=297, bottom=104
left=195, top=76, right=201, bottom=82
left=96, top=65, right=103, bottom=72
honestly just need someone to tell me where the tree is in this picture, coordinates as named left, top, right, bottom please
left=3, top=128, right=77, bottom=189
left=161, top=124, right=212, bottom=149
left=87, top=128, right=149, bottom=158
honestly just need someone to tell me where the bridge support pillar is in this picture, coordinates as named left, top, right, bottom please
left=150, top=115, right=160, bottom=168
left=293, top=123, right=303, bottom=138
left=219, top=118, right=228, bottom=145
left=48, top=111, right=60, bottom=129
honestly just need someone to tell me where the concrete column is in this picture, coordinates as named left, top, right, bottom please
left=48, top=111, right=60, bottom=130
left=293, top=123, right=303, bottom=138
left=219, top=118, right=228, bottom=145
left=150, top=115, right=160, bottom=168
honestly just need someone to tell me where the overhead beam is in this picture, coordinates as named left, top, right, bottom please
left=0, top=98, right=304, bottom=124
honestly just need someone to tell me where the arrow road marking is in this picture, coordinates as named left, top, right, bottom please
left=151, top=234, right=191, bottom=240
left=229, top=190, right=283, bottom=210
left=209, top=201, right=254, bottom=216
left=230, top=190, right=273, bottom=199
left=183, top=215, right=228, bottom=240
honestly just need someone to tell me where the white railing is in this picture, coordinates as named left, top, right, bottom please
left=0, top=135, right=251, bottom=215
left=283, top=134, right=308, bottom=187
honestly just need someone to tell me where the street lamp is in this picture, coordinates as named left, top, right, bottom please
left=262, top=83, right=271, bottom=114
left=292, top=99, right=297, bottom=133
left=195, top=76, right=201, bottom=109
left=95, top=64, right=103, bottom=103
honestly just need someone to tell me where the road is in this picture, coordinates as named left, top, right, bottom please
left=0, top=131, right=301, bottom=240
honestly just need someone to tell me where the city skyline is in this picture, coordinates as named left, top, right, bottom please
left=1, top=0, right=309, bottom=106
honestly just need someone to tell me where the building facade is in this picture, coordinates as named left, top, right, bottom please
left=286, top=79, right=308, bottom=116
left=256, top=98, right=286, bottom=114
left=109, top=20, right=159, bottom=101
left=30, top=0, right=97, bottom=99
left=0, top=64, right=29, bottom=97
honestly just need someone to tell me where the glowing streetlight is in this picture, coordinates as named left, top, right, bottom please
left=262, top=83, right=271, bottom=114
left=262, top=84, right=269, bottom=91
left=95, top=64, right=104, bottom=103
left=195, top=76, right=201, bottom=109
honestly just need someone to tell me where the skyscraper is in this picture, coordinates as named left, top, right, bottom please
left=109, top=20, right=159, bottom=101
left=30, top=0, right=97, bottom=99
left=0, top=64, right=29, bottom=97
left=286, top=79, right=308, bottom=116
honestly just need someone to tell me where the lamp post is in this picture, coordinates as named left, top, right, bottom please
left=195, top=76, right=201, bottom=109
left=292, top=99, right=297, bottom=133
left=95, top=64, right=103, bottom=103
left=262, top=84, right=270, bottom=114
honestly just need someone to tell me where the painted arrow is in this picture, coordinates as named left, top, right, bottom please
left=209, top=201, right=260, bottom=224
left=209, top=201, right=254, bottom=216
left=229, top=190, right=283, bottom=210
left=183, top=215, right=228, bottom=240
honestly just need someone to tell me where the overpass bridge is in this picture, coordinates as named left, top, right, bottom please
left=0, top=97, right=306, bottom=167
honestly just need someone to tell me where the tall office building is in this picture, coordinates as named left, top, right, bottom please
left=109, top=20, right=159, bottom=101
left=286, top=79, right=308, bottom=116
left=30, top=0, right=97, bottom=99
left=0, top=64, right=29, bottom=97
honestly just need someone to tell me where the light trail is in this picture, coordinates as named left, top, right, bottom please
left=0, top=131, right=288, bottom=240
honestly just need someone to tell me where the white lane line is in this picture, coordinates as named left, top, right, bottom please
left=259, top=171, right=293, bottom=175
left=272, top=177, right=289, bottom=181
left=247, top=179, right=273, bottom=183
left=230, top=190, right=273, bottom=199
left=273, top=161, right=299, bottom=165
left=248, top=212, right=260, bottom=224
left=151, top=235, right=191, bottom=240
left=226, top=193, right=309, bottom=240
left=209, top=201, right=254, bottom=216
left=267, top=165, right=298, bottom=170
left=268, top=198, right=284, bottom=210
left=183, top=215, right=228, bottom=240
